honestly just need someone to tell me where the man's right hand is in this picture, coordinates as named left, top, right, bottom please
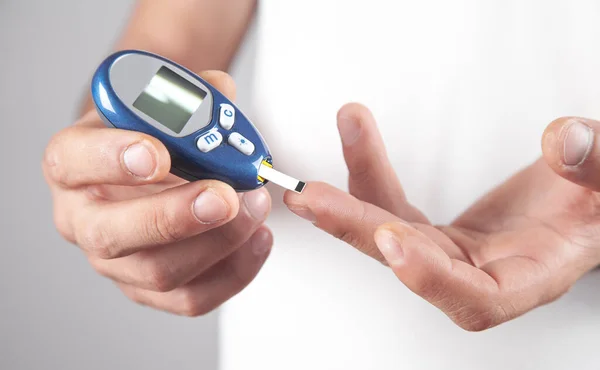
left=43, top=71, right=272, bottom=316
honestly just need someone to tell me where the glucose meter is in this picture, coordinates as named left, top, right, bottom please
left=91, top=50, right=304, bottom=193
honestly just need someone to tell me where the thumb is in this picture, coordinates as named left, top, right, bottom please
left=374, top=222, right=503, bottom=331
left=542, top=117, right=600, bottom=191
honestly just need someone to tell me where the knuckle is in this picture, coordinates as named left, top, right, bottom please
left=348, top=160, right=373, bottom=187
left=88, top=257, right=111, bottom=279
left=53, top=208, right=75, bottom=244
left=335, top=228, right=381, bottom=261
left=553, top=284, right=571, bottom=302
left=47, top=157, right=70, bottom=186
left=541, top=282, right=570, bottom=306
left=178, top=290, right=212, bottom=317
left=44, top=130, right=71, bottom=185
left=452, top=302, right=503, bottom=332
left=213, top=225, right=248, bottom=257
left=127, top=293, right=146, bottom=306
left=456, top=312, right=495, bottom=332
left=143, top=256, right=178, bottom=292
left=223, top=260, right=252, bottom=292
left=333, top=201, right=369, bottom=249
left=412, top=277, right=500, bottom=332
left=216, top=228, right=237, bottom=249
left=420, top=279, right=448, bottom=304
left=84, top=185, right=110, bottom=201
left=337, top=230, right=360, bottom=248
left=43, top=134, right=60, bottom=167
left=219, top=224, right=244, bottom=247
left=416, top=277, right=459, bottom=313
left=146, top=206, right=185, bottom=245
left=77, top=217, right=117, bottom=259
left=119, top=286, right=146, bottom=306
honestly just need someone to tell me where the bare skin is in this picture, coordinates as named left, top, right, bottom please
left=43, top=0, right=260, bottom=316
left=45, top=0, right=600, bottom=326
left=285, top=104, right=600, bottom=331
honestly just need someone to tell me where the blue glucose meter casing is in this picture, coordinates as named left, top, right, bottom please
left=91, top=50, right=271, bottom=192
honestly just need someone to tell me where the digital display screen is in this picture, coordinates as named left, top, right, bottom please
left=133, top=66, right=207, bottom=134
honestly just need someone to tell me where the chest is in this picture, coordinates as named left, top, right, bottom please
left=251, top=0, right=600, bottom=222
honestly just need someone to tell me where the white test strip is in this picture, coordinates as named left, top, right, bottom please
left=258, top=164, right=306, bottom=194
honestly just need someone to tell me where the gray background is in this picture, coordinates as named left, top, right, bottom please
left=0, top=1, right=257, bottom=369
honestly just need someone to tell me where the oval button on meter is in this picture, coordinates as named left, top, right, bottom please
left=219, top=103, right=235, bottom=130
left=197, top=130, right=223, bottom=152
left=228, top=132, right=255, bottom=155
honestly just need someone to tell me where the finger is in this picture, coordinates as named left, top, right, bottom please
left=476, top=237, right=600, bottom=319
left=89, top=188, right=271, bottom=291
left=118, top=226, right=272, bottom=316
left=337, top=103, right=426, bottom=222
left=44, top=125, right=171, bottom=188
left=284, top=182, right=471, bottom=263
left=199, top=70, right=237, bottom=101
left=44, top=69, right=237, bottom=188
left=542, top=117, right=600, bottom=191
left=477, top=256, right=555, bottom=319
left=374, top=222, right=505, bottom=331
left=45, top=70, right=237, bottom=188
left=75, top=180, right=240, bottom=259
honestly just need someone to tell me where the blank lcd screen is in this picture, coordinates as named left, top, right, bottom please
left=133, top=66, right=207, bottom=134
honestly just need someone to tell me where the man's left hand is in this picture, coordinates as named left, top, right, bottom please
left=284, top=104, right=600, bottom=331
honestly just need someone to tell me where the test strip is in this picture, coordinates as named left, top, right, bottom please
left=258, top=162, right=306, bottom=194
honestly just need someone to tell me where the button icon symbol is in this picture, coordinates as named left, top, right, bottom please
left=197, top=130, right=223, bottom=152
left=228, top=132, right=255, bottom=155
left=219, top=104, right=235, bottom=130
left=204, top=133, right=219, bottom=144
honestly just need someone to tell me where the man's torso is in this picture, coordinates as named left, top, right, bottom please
left=222, top=2, right=600, bottom=369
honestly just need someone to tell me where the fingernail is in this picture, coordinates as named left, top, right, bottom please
left=250, top=228, right=272, bottom=256
left=338, top=115, right=361, bottom=146
left=193, top=189, right=229, bottom=224
left=243, top=189, right=270, bottom=221
left=287, top=206, right=316, bottom=223
left=374, top=230, right=404, bottom=264
left=123, top=143, right=156, bottom=178
left=563, top=121, right=593, bottom=166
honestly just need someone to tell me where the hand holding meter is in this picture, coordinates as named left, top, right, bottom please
left=91, top=50, right=304, bottom=193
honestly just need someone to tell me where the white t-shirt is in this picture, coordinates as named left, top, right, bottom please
left=222, top=1, right=600, bottom=369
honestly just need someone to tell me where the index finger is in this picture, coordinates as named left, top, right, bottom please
left=283, top=182, right=470, bottom=263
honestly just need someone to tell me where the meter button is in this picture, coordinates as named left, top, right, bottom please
left=228, top=132, right=255, bottom=155
left=219, top=103, right=235, bottom=130
left=197, top=131, right=223, bottom=152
